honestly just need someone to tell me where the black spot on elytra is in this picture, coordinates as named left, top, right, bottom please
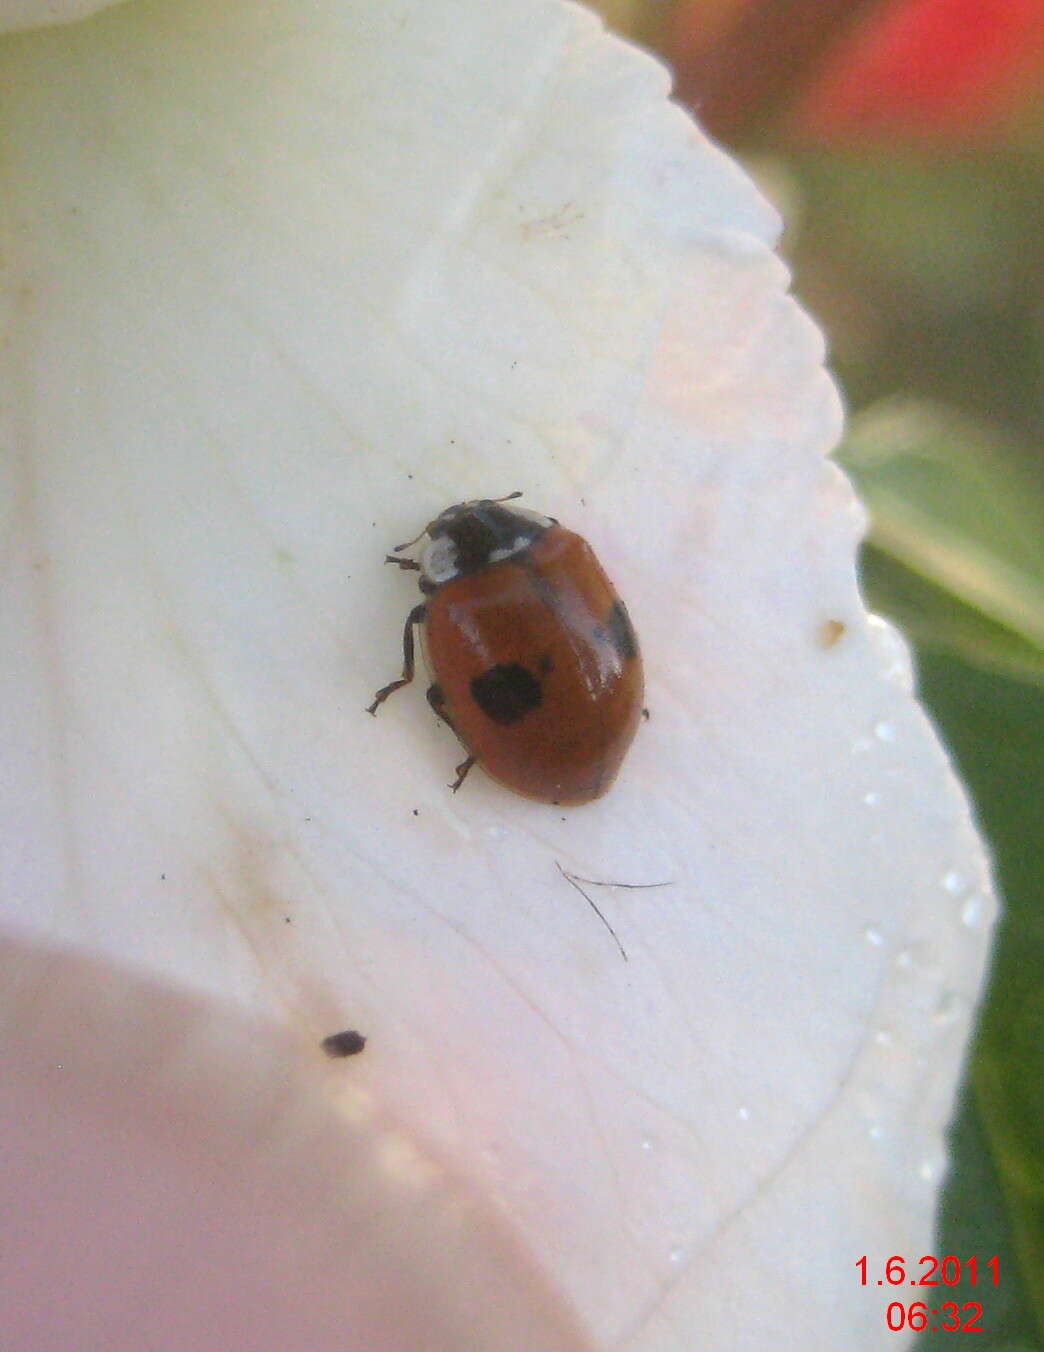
left=606, top=600, right=638, bottom=660
left=321, top=1029, right=367, bottom=1058
left=471, top=663, right=543, bottom=724
left=537, top=652, right=555, bottom=676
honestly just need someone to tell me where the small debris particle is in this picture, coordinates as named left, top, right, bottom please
left=555, top=866, right=675, bottom=963
left=819, top=619, right=846, bottom=648
left=322, top=1029, right=367, bottom=1058
left=556, top=864, right=627, bottom=961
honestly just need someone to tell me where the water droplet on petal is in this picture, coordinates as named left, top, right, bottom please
left=961, top=895, right=985, bottom=928
left=868, top=1123, right=885, bottom=1141
left=863, top=790, right=881, bottom=807
left=737, top=1105, right=751, bottom=1121
left=941, top=870, right=966, bottom=895
left=933, top=991, right=963, bottom=1025
left=668, top=1246, right=685, bottom=1265
left=640, top=1138, right=654, bottom=1153
left=863, top=925, right=884, bottom=947
left=874, top=720, right=896, bottom=743
left=873, top=1028, right=893, bottom=1046
left=895, top=942, right=938, bottom=974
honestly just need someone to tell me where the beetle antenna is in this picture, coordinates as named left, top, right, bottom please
left=394, top=492, right=521, bottom=551
left=392, top=527, right=429, bottom=553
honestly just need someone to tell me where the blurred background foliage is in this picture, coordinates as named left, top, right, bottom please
left=593, top=1, right=1044, bottom=1346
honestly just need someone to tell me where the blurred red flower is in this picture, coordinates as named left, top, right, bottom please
left=796, top=0, right=1044, bottom=143
left=667, top=0, right=1044, bottom=144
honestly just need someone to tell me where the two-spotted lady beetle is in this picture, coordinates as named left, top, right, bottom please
left=367, top=495, right=643, bottom=804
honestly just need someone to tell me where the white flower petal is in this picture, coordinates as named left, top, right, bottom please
left=0, top=932, right=590, bottom=1351
left=1, top=1, right=996, bottom=1348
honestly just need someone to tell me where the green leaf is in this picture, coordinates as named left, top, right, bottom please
left=837, top=399, right=1044, bottom=684
left=917, top=1088, right=1038, bottom=1351
left=912, top=654, right=1044, bottom=1350
left=787, top=151, right=1044, bottom=429
left=860, top=547, right=1044, bottom=688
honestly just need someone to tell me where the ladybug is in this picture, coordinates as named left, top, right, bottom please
left=367, top=494, right=643, bottom=804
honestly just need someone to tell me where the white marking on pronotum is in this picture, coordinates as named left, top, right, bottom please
left=488, top=535, right=533, bottom=564
left=420, top=535, right=459, bottom=584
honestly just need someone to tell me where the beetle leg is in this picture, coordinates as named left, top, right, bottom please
left=429, top=686, right=474, bottom=789
left=367, top=603, right=427, bottom=714
left=426, top=683, right=456, bottom=732
left=384, top=555, right=421, bottom=571
left=450, top=755, right=476, bottom=793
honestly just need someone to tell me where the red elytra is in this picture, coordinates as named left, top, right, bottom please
left=367, top=498, right=643, bottom=804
